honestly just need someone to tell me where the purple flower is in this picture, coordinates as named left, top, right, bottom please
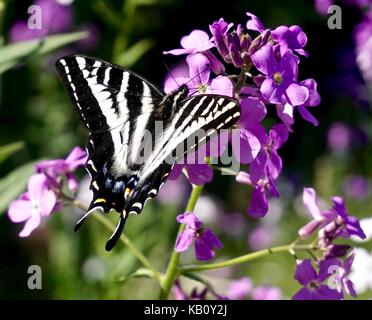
left=164, top=53, right=232, bottom=96
left=272, top=25, right=308, bottom=57
left=315, top=0, right=334, bottom=15
left=247, top=12, right=308, bottom=57
left=323, top=254, right=357, bottom=297
left=251, top=286, right=282, bottom=300
left=327, top=123, right=352, bottom=152
left=186, top=53, right=233, bottom=96
left=246, top=12, right=266, bottom=33
left=249, top=124, right=289, bottom=182
left=292, top=259, right=343, bottom=300
left=157, top=174, right=191, bottom=205
left=248, top=225, right=274, bottom=250
left=232, top=93, right=265, bottom=164
left=226, top=277, right=253, bottom=300
left=36, top=146, right=87, bottom=192
left=276, top=78, right=321, bottom=127
left=251, top=46, right=308, bottom=105
left=209, top=18, right=233, bottom=59
left=331, top=196, right=366, bottom=240
left=163, top=30, right=224, bottom=74
left=236, top=171, right=279, bottom=217
left=8, top=174, right=57, bottom=237
left=299, top=188, right=366, bottom=241
left=169, top=162, right=213, bottom=186
left=298, top=188, right=336, bottom=238
left=9, top=21, right=48, bottom=42
left=344, top=175, right=370, bottom=199
left=164, top=30, right=214, bottom=56
left=9, top=0, right=73, bottom=43
left=175, top=212, right=223, bottom=260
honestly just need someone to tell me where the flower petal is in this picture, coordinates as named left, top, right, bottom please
left=208, top=76, right=233, bottom=96
left=19, top=213, right=41, bottom=238
left=251, top=45, right=276, bottom=76
left=260, top=78, right=285, bottom=104
left=233, top=128, right=261, bottom=164
left=65, top=146, right=87, bottom=170
left=27, top=173, right=49, bottom=201
left=297, top=106, right=319, bottom=126
left=39, top=189, right=57, bottom=217
left=8, top=199, right=33, bottom=223
left=246, top=12, right=266, bottom=33
left=294, top=259, right=317, bottom=286
left=200, top=228, right=223, bottom=249
left=180, top=30, right=214, bottom=52
left=286, top=83, right=309, bottom=106
left=176, top=212, right=202, bottom=229
left=302, top=188, right=322, bottom=220
left=185, top=163, right=213, bottom=186
left=175, top=228, right=196, bottom=252
left=248, top=185, right=268, bottom=217
left=235, top=171, right=251, bottom=185
left=186, top=53, right=210, bottom=86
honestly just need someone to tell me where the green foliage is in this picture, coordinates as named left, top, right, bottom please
left=0, top=141, right=24, bottom=164
left=0, top=161, right=35, bottom=214
left=0, top=31, right=87, bottom=74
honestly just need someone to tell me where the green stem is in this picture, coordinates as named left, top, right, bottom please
left=66, top=196, right=162, bottom=283
left=180, top=244, right=316, bottom=273
left=234, top=67, right=247, bottom=97
left=158, top=184, right=204, bottom=299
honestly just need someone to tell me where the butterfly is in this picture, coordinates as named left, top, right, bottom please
left=55, top=55, right=240, bottom=250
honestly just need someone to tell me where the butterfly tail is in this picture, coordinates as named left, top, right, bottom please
left=105, top=210, right=128, bottom=251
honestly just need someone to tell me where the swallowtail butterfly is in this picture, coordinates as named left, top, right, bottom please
left=55, top=55, right=240, bottom=250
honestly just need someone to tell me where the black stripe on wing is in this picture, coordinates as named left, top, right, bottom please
left=55, top=55, right=164, bottom=134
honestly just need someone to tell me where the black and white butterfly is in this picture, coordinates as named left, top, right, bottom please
left=55, top=55, right=240, bottom=251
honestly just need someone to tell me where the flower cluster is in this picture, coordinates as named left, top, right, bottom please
left=293, top=188, right=366, bottom=300
left=8, top=147, right=87, bottom=237
left=164, top=12, right=320, bottom=217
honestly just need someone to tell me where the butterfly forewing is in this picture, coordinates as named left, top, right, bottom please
left=56, top=55, right=240, bottom=251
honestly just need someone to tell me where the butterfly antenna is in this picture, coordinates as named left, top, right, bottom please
left=184, top=65, right=210, bottom=87
left=163, top=60, right=180, bottom=88
left=105, top=210, right=128, bottom=251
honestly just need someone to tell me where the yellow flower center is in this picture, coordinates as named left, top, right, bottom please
left=198, top=84, right=208, bottom=94
left=274, top=72, right=282, bottom=84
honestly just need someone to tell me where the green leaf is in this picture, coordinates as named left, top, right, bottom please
left=117, top=268, right=155, bottom=284
left=0, top=31, right=87, bottom=74
left=0, top=141, right=24, bottom=165
left=117, top=38, right=154, bottom=68
left=0, top=161, right=36, bottom=214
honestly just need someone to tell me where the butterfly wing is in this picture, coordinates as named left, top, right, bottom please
left=55, top=55, right=166, bottom=234
left=56, top=55, right=240, bottom=251
left=124, top=93, right=240, bottom=215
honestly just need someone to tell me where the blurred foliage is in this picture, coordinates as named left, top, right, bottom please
left=0, top=0, right=371, bottom=300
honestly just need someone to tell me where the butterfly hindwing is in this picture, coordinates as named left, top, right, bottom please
left=56, top=55, right=240, bottom=251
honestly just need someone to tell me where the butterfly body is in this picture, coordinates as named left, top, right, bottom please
left=55, top=55, right=240, bottom=250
